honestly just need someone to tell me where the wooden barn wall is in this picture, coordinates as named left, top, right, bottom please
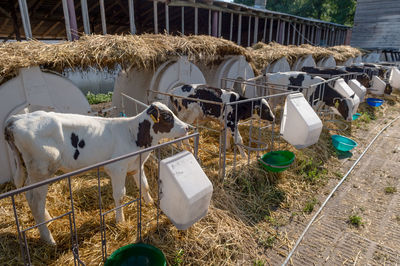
left=351, top=0, right=400, bottom=49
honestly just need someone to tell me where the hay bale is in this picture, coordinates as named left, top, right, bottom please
left=249, top=42, right=362, bottom=70
left=0, top=34, right=253, bottom=85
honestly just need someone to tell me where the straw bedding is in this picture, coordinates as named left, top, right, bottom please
left=250, top=42, right=362, bottom=70
left=0, top=103, right=382, bottom=265
left=0, top=34, right=252, bottom=85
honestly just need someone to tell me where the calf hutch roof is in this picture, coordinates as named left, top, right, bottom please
left=0, top=34, right=252, bottom=84
left=249, top=42, right=362, bottom=69
left=0, top=34, right=363, bottom=84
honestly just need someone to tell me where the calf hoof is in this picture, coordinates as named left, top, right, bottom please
left=144, top=194, right=154, bottom=205
left=116, top=214, right=125, bottom=224
left=42, top=235, right=56, bottom=246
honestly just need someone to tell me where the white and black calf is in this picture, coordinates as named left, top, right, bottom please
left=4, top=102, right=189, bottom=245
left=264, top=72, right=356, bottom=121
left=169, top=84, right=275, bottom=157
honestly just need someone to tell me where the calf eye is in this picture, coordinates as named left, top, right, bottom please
left=162, top=112, right=173, bottom=122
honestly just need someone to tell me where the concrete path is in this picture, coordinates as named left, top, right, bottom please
left=286, top=118, right=400, bottom=265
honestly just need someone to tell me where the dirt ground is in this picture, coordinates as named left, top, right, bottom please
left=264, top=98, right=400, bottom=265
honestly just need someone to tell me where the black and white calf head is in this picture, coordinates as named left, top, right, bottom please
left=136, top=102, right=189, bottom=148
left=252, top=98, right=275, bottom=121
left=357, top=73, right=371, bottom=88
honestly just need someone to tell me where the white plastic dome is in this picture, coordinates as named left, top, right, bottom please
left=0, top=66, right=91, bottom=184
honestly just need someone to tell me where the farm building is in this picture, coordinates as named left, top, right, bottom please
left=351, top=0, right=400, bottom=52
left=0, top=0, right=350, bottom=46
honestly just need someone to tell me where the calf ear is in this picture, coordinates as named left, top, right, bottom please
left=147, top=105, right=160, bottom=123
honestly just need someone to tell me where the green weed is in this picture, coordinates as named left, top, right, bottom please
left=384, top=186, right=397, bottom=194
left=86, top=91, right=113, bottom=104
left=348, top=215, right=363, bottom=227
left=303, top=198, right=318, bottom=213
left=173, top=249, right=184, bottom=266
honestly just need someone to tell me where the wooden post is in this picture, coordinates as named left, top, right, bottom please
left=253, top=16, right=259, bottom=44
left=276, top=19, right=280, bottom=41
left=218, top=11, right=222, bottom=37
left=129, top=0, right=136, bottom=34
left=286, top=21, right=290, bottom=45
left=165, top=3, right=169, bottom=34
left=269, top=18, right=273, bottom=42
left=237, top=14, right=242, bottom=45
left=212, top=11, right=218, bottom=37
left=99, top=0, right=107, bottom=35
left=292, top=22, right=296, bottom=44
left=281, top=20, right=285, bottom=44
left=311, top=25, right=315, bottom=45
left=229, top=13, right=233, bottom=41
left=81, top=0, right=90, bottom=34
left=247, top=16, right=251, bottom=47
left=18, top=0, right=32, bottom=39
left=194, top=7, right=198, bottom=35
left=181, top=6, right=184, bottom=35
left=208, top=9, right=211, bottom=35
left=153, top=1, right=158, bottom=34
left=262, top=18, right=267, bottom=42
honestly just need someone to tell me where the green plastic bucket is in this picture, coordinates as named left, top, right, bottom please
left=259, top=150, right=295, bottom=172
left=105, top=243, right=167, bottom=266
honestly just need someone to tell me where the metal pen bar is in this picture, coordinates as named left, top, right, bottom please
left=21, top=211, right=73, bottom=232
left=97, top=167, right=106, bottom=262
left=147, top=90, right=225, bottom=107
left=11, top=195, right=26, bottom=265
left=68, top=176, right=80, bottom=261
left=121, top=93, right=149, bottom=108
left=138, top=153, right=142, bottom=242
left=101, top=198, right=140, bottom=217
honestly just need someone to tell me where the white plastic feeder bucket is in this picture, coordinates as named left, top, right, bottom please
left=199, top=56, right=255, bottom=97
left=334, top=78, right=360, bottom=115
left=348, top=79, right=367, bottom=102
left=160, top=151, right=213, bottom=230
left=0, top=66, right=91, bottom=184
left=112, top=57, right=206, bottom=116
left=292, top=55, right=316, bottom=71
left=370, top=75, right=386, bottom=95
left=265, top=57, right=291, bottom=73
left=317, top=56, right=336, bottom=68
left=389, top=68, right=400, bottom=90
left=280, top=93, right=323, bottom=149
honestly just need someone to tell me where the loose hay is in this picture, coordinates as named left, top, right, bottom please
left=250, top=42, right=362, bottom=70
left=0, top=34, right=253, bottom=85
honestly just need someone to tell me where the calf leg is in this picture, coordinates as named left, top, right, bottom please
left=105, top=167, right=127, bottom=223
left=25, top=184, right=55, bottom=245
left=232, top=129, right=247, bottom=158
left=132, top=164, right=153, bottom=204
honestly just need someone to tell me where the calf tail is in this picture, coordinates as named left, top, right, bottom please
left=4, top=121, right=27, bottom=188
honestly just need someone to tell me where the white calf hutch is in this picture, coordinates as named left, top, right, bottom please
left=0, top=67, right=91, bottom=184
left=292, top=55, right=317, bottom=71
left=112, top=57, right=206, bottom=117
left=317, top=56, right=337, bottom=68
left=199, top=56, right=256, bottom=97
left=265, top=57, right=291, bottom=73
